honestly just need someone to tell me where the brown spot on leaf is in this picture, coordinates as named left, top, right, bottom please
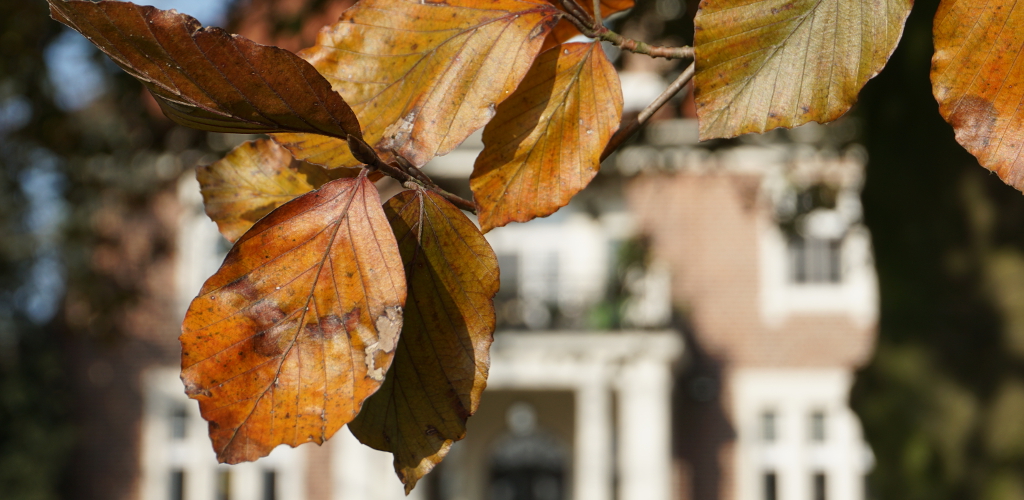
left=223, top=277, right=259, bottom=302
left=248, top=301, right=286, bottom=332
left=341, top=307, right=361, bottom=334
left=318, top=315, right=345, bottom=339
left=949, top=95, right=998, bottom=154
left=184, top=381, right=212, bottom=398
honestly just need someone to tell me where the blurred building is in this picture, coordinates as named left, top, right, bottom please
left=131, top=98, right=879, bottom=500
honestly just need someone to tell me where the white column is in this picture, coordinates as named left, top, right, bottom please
left=331, top=427, right=420, bottom=500
left=574, top=364, right=613, bottom=500
left=617, top=359, right=673, bottom=500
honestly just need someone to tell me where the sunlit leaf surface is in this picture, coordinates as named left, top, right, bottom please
left=198, top=139, right=363, bottom=243
left=693, top=0, right=911, bottom=140
left=181, top=175, right=406, bottom=463
left=933, top=0, right=1024, bottom=190
left=48, top=0, right=362, bottom=138
left=472, top=42, right=622, bottom=232
left=274, top=0, right=562, bottom=169
left=349, top=189, right=498, bottom=493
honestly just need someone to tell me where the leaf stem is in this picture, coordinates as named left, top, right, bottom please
left=348, top=135, right=477, bottom=213
left=601, top=61, right=695, bottom=161
left=599, top=30, right=694, bottom=60
left=559, top=0, right=694, bottom=60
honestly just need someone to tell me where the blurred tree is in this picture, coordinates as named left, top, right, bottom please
left=853, top=0, right=1024, bottom=498
left=0, top=2, right=219, bottom=498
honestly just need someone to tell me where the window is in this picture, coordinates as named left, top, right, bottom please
left=788, top=236, right=842, bottom=283
left=763, top=472, right=777, bottom=500
left=810, top=410, right=826, bottom=442
left=496, top=254, right=520, bottom=300
left=813, top=472, right=827, bottom=500
left=169, top=469, right=185, bottom=500
left=761, top=410, right=777, bottom=442
left=170, top=405, right=188, bottom=440
left=262, top=470, right=277, bottom=500
left=216, top=469, right=231, bottom=500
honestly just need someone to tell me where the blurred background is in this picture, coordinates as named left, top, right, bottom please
left=3, top=0, right=1024, bottom=499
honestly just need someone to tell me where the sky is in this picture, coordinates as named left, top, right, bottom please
left=46, top=0, right=233, bottom=111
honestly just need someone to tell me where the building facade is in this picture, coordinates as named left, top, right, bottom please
left=130, top=109, right=877, bottom=500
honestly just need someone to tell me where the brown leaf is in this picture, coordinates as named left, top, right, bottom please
left=273, top=0, right=563, bottom=169
left=180, top=174, right=406, bottom=464
left=198, top=139, right=363, bottom=243
left=693, top=0, right=911, bottom=140
left=471, top=42, right=622, bottom=232
left=48, top=0, right=362, bottom=138
left=933, top=0, right=1024, bottom=190
left=349, top=189, right=499, bottom=492
left=547, top=0, right=634, bottom=48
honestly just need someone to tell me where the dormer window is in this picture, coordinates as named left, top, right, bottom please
left=788, top=236, right=841, bottom=284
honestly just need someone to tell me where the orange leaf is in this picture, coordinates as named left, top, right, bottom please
left=471, top=42, right=622, bottom=232
left=932, top=0, right=1024, bottom=190
left=198, top=139, right=362, bottom=243
left=547, top=0, right=634, bottom=48
left=273, top=0, right=563, bottom=169
left=48, top=0, right=362, bottom=138
left=180, top=174, right=406, bottom=464
left=693, top=0, right=911, bottom=140
left=349, top=189, right=499, bottom=493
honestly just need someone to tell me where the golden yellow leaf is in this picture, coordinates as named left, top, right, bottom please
left=273, top=0, right=563, bottom=169
left=933, top=0, right=1024, bottom=190
left=181, top=174, right=406, bottom=463
left=198, top=139, right=363, bottom=243
left=49, top=1, right=362, bottom=139
left=349, top=189, right=499, bottom=493
left=471, top=42, right=622, bottom=232
left=693, top=0, right=911, bottom=140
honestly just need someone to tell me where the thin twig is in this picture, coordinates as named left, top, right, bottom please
left=601, top=62, right=695, bottom=161
left=348, top=135, right=478, bottom=213
left=559, top=0, right=693, bottom=60
left=600, top=30, right=694, bottom=60
left=559, top=0, right=594, bottom=31
left=392, top=152, right=438, bottom=189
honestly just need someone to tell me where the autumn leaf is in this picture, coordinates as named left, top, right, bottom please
left=180, top=174, right=406, bottom=463
left=349, top=189, right=498, bottom=492
left=692, top=0, right=911, bottom=140
left=548, top=0, right=634, bottom=48
left=273, top=0, right=563, bottom=170
left=471, top=42, right=622, bottom=232
left=932, top=0, right=1024, bottom=190
left=48, top=0, right=362, bottom=139
left=198, top=139, right=364, bottom=243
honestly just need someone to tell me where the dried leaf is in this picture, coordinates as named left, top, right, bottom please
left=693, top=0, right=911, bottom=140
left=198, top=139, right=363, bottom=243
left=349, top=189, right=498, bottom=492
left=181, top=174, right=406, bottom=464
left=48, top=0, right=362, bottom=138
left=471, top=42, right=622, bottom=232
left=273, top=0, right=563, bottom=169
left=932, top=0, right=1024, bottom=190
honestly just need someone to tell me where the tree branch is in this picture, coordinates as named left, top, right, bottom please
left=599, top=30, right=694, bottom=60
left=347, top=135, right=478, bottom=213
left=558, top=0, right=694, bottom=60
left=601, top=61, right=695, bottom=161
